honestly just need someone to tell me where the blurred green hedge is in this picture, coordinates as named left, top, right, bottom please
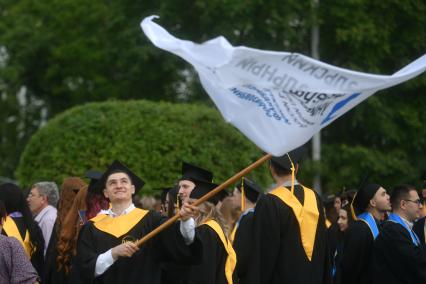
left=16, top=100, right=273, bottom=193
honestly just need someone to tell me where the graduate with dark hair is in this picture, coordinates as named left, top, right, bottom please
left=372, top=185, right=426, bottom=283
left=244, top=146, right=330, bottom=284
left=160, top=163, right=214, bottom=284
left=340, top=182, right=391, bottom=284
left=178, top=162, right=213, bottom=204
left=0, top=183, right=45, bottom=281
left=77, top=161, right=201, bottom=284
left=0, top=200, right=40, bottom=284
left=229, top=177, right=262, bottom=283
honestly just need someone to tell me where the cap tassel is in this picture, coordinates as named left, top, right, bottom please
left=286, top=153, right=296, bottom=195
left=241, top=177, right=246, bottom=212
left=350, top=192, right=358, bottom=220
left=176, top=193, right=180, bottom=213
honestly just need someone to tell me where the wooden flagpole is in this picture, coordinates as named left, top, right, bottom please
left=136, top=153, right=272, bottom=247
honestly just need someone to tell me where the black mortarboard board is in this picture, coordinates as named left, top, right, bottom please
left=237, top=178, right=263, bottom=203
left=85, top=170, right=103, bottom=193
left=352, top=183, right=381, bottom=215
left=181, top=162, right=213, bottom=183
left=153, top=187, right=171, bottom=203
left=189, top=180, right=221, bottom=205
left=321, top=194, right=335, bottom=209
left=94, top=160, right=145, bottom=194
left=218, top=190, right=229, bottom=202
left=271, top=145, right=307, bottom=170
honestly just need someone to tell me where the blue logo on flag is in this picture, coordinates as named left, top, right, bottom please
left=321, top=93, right=361, bottom=125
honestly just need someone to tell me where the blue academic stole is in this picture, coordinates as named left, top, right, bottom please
left=388, top=213, right=420, bottom=246
left=357, top=212, right=379, bottom=239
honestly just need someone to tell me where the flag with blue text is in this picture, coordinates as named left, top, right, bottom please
left=141, top=16, right=426, bottom=156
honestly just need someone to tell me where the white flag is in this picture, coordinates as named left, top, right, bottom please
left=141, top=16, right=426, bottom=156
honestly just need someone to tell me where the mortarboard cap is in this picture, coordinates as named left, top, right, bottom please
left=218, top=189, right=229, bottom=202
left=189, top=180, right=222, bottom=205
left=271, top=145, right=307, bottom=170
left=153, top=187, right=172, bottom=203
left=181, top=162, right=213, bottom=183
left=237, top=178, right=263, bottom=203
left=85, top=170, right=103, bottom=193
left=94, top=160, right=145, bottom=194
left=352, top=183, right=381, bottom=215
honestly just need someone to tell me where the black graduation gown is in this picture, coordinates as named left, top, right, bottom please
left=330, top=233, right=344, bottom=284
left=44, top=223, right=83, bottom=284
left=159, top=262, right=190, bottom=284
left=1, top=217, right=45, bottom=280
left=232, top=211, right=254, bottom=283
left=413, top=216, right=426, bottom=245
left=243, top=184, right=330, bottom=284
left=340, top=220, right=375, bottom=284
left=372, top=220, right=426, bottom=283
left=186, top=224, right=228, bottom=284
left=43, top=222, right=59, bottom=284
left=326, top=221, right=340, bottom=283
left=77, top=211, right=201, bottom=284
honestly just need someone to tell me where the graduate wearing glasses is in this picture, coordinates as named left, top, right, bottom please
left=373, top=185, right=426, bottom=283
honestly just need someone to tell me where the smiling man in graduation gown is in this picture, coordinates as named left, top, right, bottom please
left=372, top=185, right=426, bottom=283
left=244, top=146, right=330, bottom=284
left=76, top=161, right=201, bottom=284
left=341, top=183, right=391, bottom=284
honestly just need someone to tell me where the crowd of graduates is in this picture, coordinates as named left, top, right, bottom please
left=0, top=145, right=425, bottom=284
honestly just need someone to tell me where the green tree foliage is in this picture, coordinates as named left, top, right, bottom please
left=316, top=0, right=426, bottom=191
left=2, top=0, right=425, bottom=192
left=16, top=100, right=272, bottom=192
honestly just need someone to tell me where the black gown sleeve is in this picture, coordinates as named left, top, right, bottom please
left=413, top=217, right=426, bottom=245
left=187, top=224, right=227, bottom=284
left=340, top=221, right=372, bottom=284
left=244, top=195, right=281, bottom=284
left=232, top=213, right=254, bottom=283
left=373, top=221, right=426, bottom=282
left=76, top=222, right=99, bottom=283
left=154, top=215, right=202, bottom=265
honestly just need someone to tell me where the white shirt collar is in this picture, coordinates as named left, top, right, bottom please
left=400, top=215, right=414, bottom=230
left=280, top=179, right=299, bottom=188
left=99, top=203, right=135, bottom=218
left=34, top=205, right=57, bottom=222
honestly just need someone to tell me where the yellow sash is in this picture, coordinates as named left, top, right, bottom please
left=91, top=208, right=149, bottom=238
left=3, top=216, right=32, bottom=257
left=270, top=185, right=319, bottom=261
left=203, top=219, right=237, bottom=284
left=229, top=223, right=237, bottom=243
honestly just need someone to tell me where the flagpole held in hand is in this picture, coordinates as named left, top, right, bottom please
left=135, top=153, right=272, bottom=247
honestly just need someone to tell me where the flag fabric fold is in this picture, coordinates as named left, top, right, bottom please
left=141, top=15, right=426, bottom=156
